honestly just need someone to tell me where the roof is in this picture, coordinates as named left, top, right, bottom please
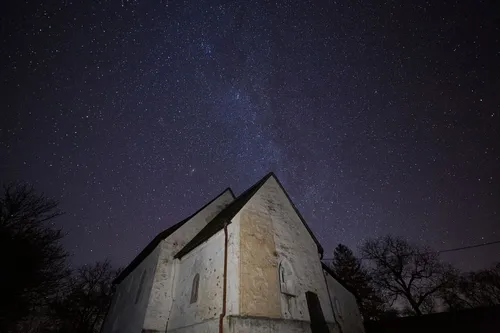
left=113, top=187, right=235, bottom=285
left=174, top=173, right=272, bottom=259
left=174, top=172, right=324, bottom=259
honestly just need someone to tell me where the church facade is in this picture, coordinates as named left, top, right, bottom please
left=101, top=173, right=364, bottom=333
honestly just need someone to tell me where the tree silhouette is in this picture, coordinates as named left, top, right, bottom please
left=48, top=260, right=119, bottom=333
left=329, top=244, right=391, bottom=321
left=440, top=262, right=500, bottom=310
left=360, top=235, right=455, bottom=316
left=0, top=183, right=69, bottom=332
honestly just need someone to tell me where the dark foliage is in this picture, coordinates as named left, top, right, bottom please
left=2, top=181, right=499, bottom=332
left=0, top=183, right=69, bottom=332
left=47, top=260, right=119, bottom=333
left=440, top=262, right=500, bottom=311
left=329, top=244, right=390, bottom=321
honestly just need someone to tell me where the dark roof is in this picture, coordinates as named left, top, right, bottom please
left=174, top=173, right=272, bottom=259
left=174, top=172, right=325, bottom=259
left=113, top=187, right=235, bottom=285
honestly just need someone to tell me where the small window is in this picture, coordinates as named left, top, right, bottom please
left=190, top=273, right=200, bottom=304
left=279, top=259, right=297, bottom=296
left=135, top=270, right=146, bottom=304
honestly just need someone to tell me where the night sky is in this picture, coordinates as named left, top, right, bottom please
left=1, top=1, right=499, bottom=271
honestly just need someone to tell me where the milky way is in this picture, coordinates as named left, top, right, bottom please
left=1, top=0, right=499, bottom=270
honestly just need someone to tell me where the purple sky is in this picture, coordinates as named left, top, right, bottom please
left=1, top=0, right=499, bottom=271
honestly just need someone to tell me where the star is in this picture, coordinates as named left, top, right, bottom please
left=0, top=0, right=498, bottom=272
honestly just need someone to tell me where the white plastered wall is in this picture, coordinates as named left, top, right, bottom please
left=167, top=229, right=225, bottom=331
left=143, top=189, right=234, bottom=332
left=101, top=245, right=160, bottom=333
left=102, top=189, right=234, bottom=333
left=225, top=215, right=240, bottom=316
left=245, top=176, right=336, bottom=324
left=324, top=271, right=365, bottom=333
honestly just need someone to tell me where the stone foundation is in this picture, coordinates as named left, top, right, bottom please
left=159, top=316, right=339, bottom=333
left=225, top=315, right=339, bottom=333
left=166, top=318, right=219, bottom=333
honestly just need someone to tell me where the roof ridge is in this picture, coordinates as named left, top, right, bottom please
left=270, top=174, right=324, bottom=257
left=174, top=172, right=326, bottom=259
left=174, top=173, right=273, bottom=259
left=113, top=187, right=235, bottom=284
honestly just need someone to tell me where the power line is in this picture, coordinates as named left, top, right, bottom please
left=322, top=239, right=500, bottom=261
left=437, top=239, right=500, bottom=254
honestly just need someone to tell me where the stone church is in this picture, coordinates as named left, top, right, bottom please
left=101, top=173, right=364, bottom=333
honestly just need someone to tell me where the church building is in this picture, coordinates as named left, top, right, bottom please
left=101, top=172, right=364, bottom=333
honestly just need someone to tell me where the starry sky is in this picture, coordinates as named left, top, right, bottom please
left=1, top=0, right=499, bottom=271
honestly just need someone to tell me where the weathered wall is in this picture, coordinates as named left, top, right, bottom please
left=167, top=318, right=219, bottom=333
left=167, top=229, right=225, bottom=331
left=224, top=315, right=338, bottom=333
left=240, top=176, right=335, bottom=325
left=101, top=245, right=160, bottom=333
left=143, top=189, right=234, bottom=332
left=239, top=207, right=281, bottom=317
left=324, top=271, right=365, bottom=333
left=101, top=189, right=234, bottom=333
left=225, top=215, right=240, bottom=316
left=102, top=177, right=366, bottom=333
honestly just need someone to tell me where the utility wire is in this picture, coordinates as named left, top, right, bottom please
left=322, top=239, right=500, bottom=261
left=436, top=239, right=500, bottom=254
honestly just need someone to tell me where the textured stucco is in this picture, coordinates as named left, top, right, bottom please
left=143, top=189, right=234, bottom=332
left=101, top=189, right=234, bottom=333
left=225, top=216, right=240, bottom=316
left=224, top=315, right=337, bottom=333
left=102, top=175, right=365, bottom=333
left=167, top=230, right=224, bottom=331
left=101, top=245, right=160, bottom=333
left=239, top=208, right=281, bottom=317
left=324, top=272, right=365, bottom=333
left=243, top=176, right=336, bottom=325
left=167, top=318, right=219, bottom=333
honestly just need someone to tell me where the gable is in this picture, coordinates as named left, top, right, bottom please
left=263, top=174, right=324, bottom=257
left=174, top=174, right=271, bottom=259
left=114, top=187, right=235, bottom=284
left=236, top=174, right=329, bottom=320
left=174, top=172, right=323, bottom=259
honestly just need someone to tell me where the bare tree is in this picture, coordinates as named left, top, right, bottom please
left=360, top=235, right=455, bottom=316
left=440, top=262, right=500, bottom=310
left=0, top=183, right=69, bottom=332
left=49, top=260, right=120, bottom=333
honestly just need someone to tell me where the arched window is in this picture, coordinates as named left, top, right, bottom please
left=190, top=273, right=200, bottom=304
left=135, top=270, right=146, bottom=304
left=279, top=259, right=297, bottom=296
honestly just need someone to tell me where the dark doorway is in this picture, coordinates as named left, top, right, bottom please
left=306, top=291, right=330, bottom=333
